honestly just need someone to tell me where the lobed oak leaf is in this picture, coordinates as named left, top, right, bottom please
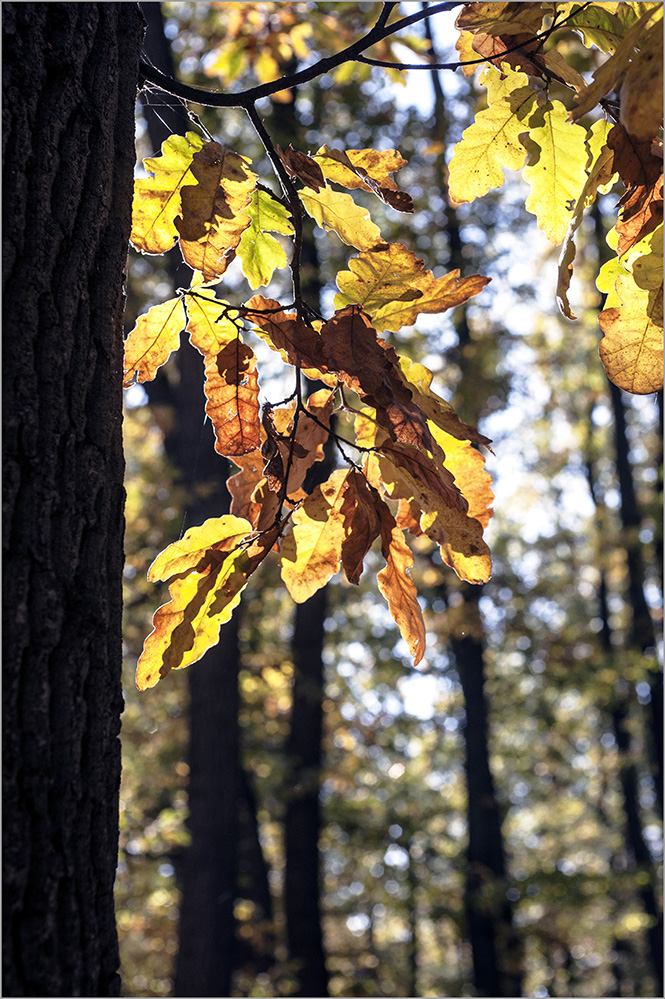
left=399, top=356, right=492, bottom=447
left=375, top=502, right=426, bottom=665
left=378, top=446, right=492, bottom=584
left=314, top=145, right=413, bottom=212
left=608, top=125, right=663, bottom=256
left=570, top=6, right=661, bottom=121
left=298, top=185, right=382, bottom=250
left=237, top=188, right=294, bottom=289
left=148, top=515, right=254, bottom=582
left=339, top=471, right=382, bottom=585
left=521, top=102, right=590, bottom=246
left=279, top=469, right=350, bottom=602
left=599, top=272, right=664, bottom=394
left=137, top=523, right=279, bottom=690
left=276, top=144, right=325, bottom=192
left=245, top=295, right=328, bottom=371
left=448, top=65, right=537, bottom=203
left=131, top=131, right=205, bottom=254
left=228, top=450, right=265, bottom=525
left=123, top=297, right=186, bottom=387
left=176, top=141, right=257, bottom=282
left=429, top=425, right=494, bottom=529
left=562, top=1, right=649, bottom=54
left=335, top=243, right=490, bottom=333
left=456, top=2, right=547, bottom=79
left=203, top=338, right=261, bottom=457
left=184, top=289, right=239, bottom=355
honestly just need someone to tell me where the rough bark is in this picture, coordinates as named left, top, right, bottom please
left=2, top=3, right=144, bottom=995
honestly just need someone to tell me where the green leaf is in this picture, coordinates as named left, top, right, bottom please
left=237, top=189, right=295, bottom=289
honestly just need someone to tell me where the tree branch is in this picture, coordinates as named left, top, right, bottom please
left=138, top=1, right=460, bottom=108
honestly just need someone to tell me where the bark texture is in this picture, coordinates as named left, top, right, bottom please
left=2, top=3, right=144, bottom=996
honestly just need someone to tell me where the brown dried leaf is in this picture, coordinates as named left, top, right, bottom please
left=609, top=125, right=663, bottom=255
left=340, top=471, right=382, bottom=585
left=375, top=501, right=426, bottom=665
left=203, top=339, right=261, bottom=457
left=245, top=295, right=328, bottom=371
left=276, top=144, right=325, bottom=192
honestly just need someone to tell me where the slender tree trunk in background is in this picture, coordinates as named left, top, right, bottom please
left=2, top=4, right=144, bottom=995
left=585, top=450, right=664, bottom=996
left=269, top=93, right=330, bottom=997
left=137, top=8, right=247, bottom=994
left=424, top=13, right=522, bottom=994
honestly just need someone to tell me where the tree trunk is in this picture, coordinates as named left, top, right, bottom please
left=2, top=3, right=144, bottom=995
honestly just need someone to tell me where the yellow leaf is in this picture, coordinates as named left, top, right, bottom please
left=148, top=515, right=253, bottom=582
left=522, top=102, right=590, bottom=246
left=376, top=505, right=426, bottom=665
left=335, top=242, right=490, bottom=333
left=123, top=297, right=185, bottom=387
left=314, top=146, right=413, bottom=212
left=137, top=524, right=278, bottom=690
left=176, top=142, right=257, bottom=282
left=429, top=425, right=494, bottom=529
left=131, top=131, right=205, bottom=254
left=598, top=273, right=663, bottom=393
left=279, top=469, right=349, bottom=602
left=448, top=65, right=538, bottom=203
left=619, top=17, right=663, bottom=141
left=298, top=185, right=382, bottom=250
left=184, top=289, right=239, bottom=355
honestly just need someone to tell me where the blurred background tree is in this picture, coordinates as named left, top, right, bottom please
left=116, top=3, right=663, bottom=997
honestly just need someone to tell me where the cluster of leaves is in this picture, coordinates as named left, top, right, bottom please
left=127, top=0, right=663, bottom=690
left=448, top=1, right=663, bottom=394
left=125, top=126, right=493, bottom=688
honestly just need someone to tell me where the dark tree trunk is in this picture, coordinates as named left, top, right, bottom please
left=2, top=3, right=144, bottom=995
left=284, top=587, right=330, bottom=999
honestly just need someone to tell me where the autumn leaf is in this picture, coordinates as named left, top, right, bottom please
left=455, top=1, right=547, bottom=77
left=375, top=501, right=426, bottom=665
left=176, top=141, right=257, bottom=282
left=334, top=242, right=490, bottom=333
left=279, top=469, right=349, bottom=602
left=282, top=388, right=335, bottom=495
left=184, top=289, right=239, bottom=355
left=237, top=188, right=294, bottom=289
left=314, top=145, right=413, bottom=212
left=203, top=338, right=261, bottom=457
left=136, top=523, right=279, bottom=690
left=429, top=425, right=494, bottom=529
left=521, top=102, right=590, bottom=246
left=131, top=131, right=205, bottom=254
left=277, top=144, right=325, bottom=191
left=228, top=450, right=265, bottom=525
left=398, top=356, right=492, bottom=448
left=557, top=121, right=618, bottom=318
left=298, top=185, right=382, bottom=250
left=123, top=297, right=186, bottom=387
left=339, top=471, right=382, bottom=585
left=598, top=272, right=663, bottom=394
left=619, top=17, right=663, bottom=141
left=448, top=65, right=538, bottom=203
left=608, top=125, right=663, bottom=256
left=245, top=295, right=328, bottom=372
left=148, top=515, right=254, bottom=582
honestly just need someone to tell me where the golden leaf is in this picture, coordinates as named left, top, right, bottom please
left=123, top=297, right=185, bottom=387
left=376, top=502, right=426, bottom=665
left=176, top=142, right=257, bottom=282
left=148, top=515, right=253, bottom=582
left=184, top=289, right=239, bottom=355
left=314, top=145, right=413, bottom=212
left=599, top=273, right=664, bottom=394
left=131, top=131, right=205, bottom=254
left=279, top=469, right=350, bottom=602
left=299, top=185, right=382, bottom=250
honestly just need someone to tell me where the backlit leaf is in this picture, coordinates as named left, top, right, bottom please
left=619, top=17, right=663, bottom=141
left=277, top=144, right=325, bottom=191
left=148, top=515, right=253, bottom=582
left=279, top=469, right=349, bottom=602
left=448, top=65, right=537, bottom=203
left=123, top=297, right=186, bottom=387
left=185, top=289, right=239, bottom=355
left=245, top=295, right=328, bottom=372
left=136, top=524, right=278, bottom=690
left=608, top=125, right=663, bottom=256
left=203, top=339, right=261, bottom=457
left=131, top=131, right=205, bottom=254
left=522, top=102, right=590, bottom=246
left=598, top=273, right=663, bottom=393
left=299, top=185, right=382, bottom=250
left=237, top=189, right=294, bottom=289
left=340, top=471, right=382, bottom=585
left=176, top=142, right=257, bottom=282
left=335, top=242, right=490, bottom=333
left=314, top=145, right=413, bottom=212
left=376, top=502, right=426, bottom=665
